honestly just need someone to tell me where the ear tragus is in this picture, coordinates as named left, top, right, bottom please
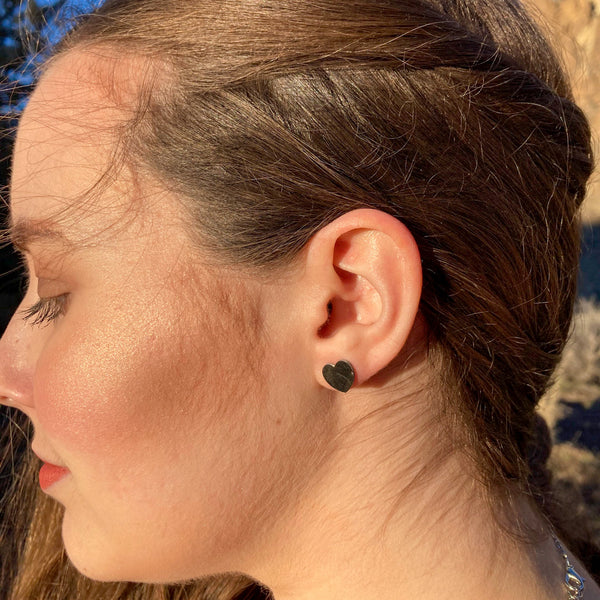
left=317, top=267, right=382, bottom=339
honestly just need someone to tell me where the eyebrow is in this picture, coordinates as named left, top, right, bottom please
left=8, top=219, right=75, bottom=253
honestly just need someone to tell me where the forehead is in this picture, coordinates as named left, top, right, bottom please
left=10, top=49, right=152, bottom=243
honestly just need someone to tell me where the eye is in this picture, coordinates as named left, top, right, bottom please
left=21, top=295, right=69, bottom=327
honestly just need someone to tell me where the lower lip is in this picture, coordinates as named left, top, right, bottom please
left=39, top=463, right=70, bottom=490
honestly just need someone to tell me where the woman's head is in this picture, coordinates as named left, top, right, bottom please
left=0, top=0, right=594, bottom=590
left=49, top=0, right=591, bottom=477
left=4, top=44, right=427, bottom=584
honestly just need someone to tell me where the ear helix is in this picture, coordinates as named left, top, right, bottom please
left=322, top=360, right=355, bottom=393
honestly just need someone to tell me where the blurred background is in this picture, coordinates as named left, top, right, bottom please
left=0, top=0, right=598, bottom=554
left=526, top=0, right=600, bottom=556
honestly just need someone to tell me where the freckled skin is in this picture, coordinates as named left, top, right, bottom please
left=0, top=50, right=329, bottom=583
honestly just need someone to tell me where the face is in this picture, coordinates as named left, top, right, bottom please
left=0, top=50, right=328, bottom=583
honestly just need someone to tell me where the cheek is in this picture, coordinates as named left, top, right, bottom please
left=31, top=288, right=274, bottom=497
left=33, top=307, right=201, bottom=459
left=29, top=282, right=330, bottom=580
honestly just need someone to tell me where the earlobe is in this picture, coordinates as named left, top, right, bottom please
left=304, top=209, right=422, bottom=391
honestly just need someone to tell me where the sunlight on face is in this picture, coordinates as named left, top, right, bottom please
left=2, top=49, right=325, bottom=583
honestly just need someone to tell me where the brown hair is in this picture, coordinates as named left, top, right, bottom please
left=3, top=0, right=596, bottom=597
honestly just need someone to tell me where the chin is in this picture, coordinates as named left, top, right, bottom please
left=64, top=541, right=163, bottom=584
left=61, top=515, right=229, bottom=585
left=61, top=515, right=134, bottom=583
left=63, top=542, right=123, bottom=583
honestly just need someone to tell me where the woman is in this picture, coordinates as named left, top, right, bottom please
left=0, top=0, right=598, bottom=598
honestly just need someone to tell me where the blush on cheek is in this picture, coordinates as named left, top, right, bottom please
left=31, top=293, right=219, bottom=471
left=34, top=360, right=134, bottom=455
left=33, top=321, right=173, bottom=454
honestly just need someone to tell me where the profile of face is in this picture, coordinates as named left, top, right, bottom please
left=0, top=50, right=334, bottom=583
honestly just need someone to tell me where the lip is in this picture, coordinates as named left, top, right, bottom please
left=32, top=448, right=70, bottom=490
left=38, top=462, right=70, bottom=490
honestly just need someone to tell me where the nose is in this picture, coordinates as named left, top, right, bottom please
left=0, top=292, right=36, bottom=411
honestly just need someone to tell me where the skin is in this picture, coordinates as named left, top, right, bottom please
left=1, top=50, right=331, bottom=582
left=1, top=49, right=598, bottom=600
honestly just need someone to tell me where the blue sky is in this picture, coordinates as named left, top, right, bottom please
left=1, top=0, right=105, bottom=114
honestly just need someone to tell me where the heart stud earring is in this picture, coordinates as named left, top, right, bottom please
left=322, top=360, right=355, bottom=393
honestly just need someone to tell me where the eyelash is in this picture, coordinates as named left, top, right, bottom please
left=22, top=295, right=69, bottom=326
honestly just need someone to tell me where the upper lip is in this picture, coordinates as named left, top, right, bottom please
left=31, top=445, right=67, bottom=469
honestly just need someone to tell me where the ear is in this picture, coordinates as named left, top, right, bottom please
left=301, top=209, right=422, bottom=391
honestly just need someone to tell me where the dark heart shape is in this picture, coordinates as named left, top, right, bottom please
left=322, top=360, right=355, bottom=393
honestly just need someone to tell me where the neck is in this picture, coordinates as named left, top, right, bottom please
left=240, top=374, right=575, bottom=600
left=260, top=465, right=565, bottom=600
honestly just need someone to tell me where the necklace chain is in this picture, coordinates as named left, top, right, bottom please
left=553, top=535, right=585, bottom=600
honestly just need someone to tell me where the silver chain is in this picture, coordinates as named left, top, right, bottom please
left=553, top=535, right=585, bottom=600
